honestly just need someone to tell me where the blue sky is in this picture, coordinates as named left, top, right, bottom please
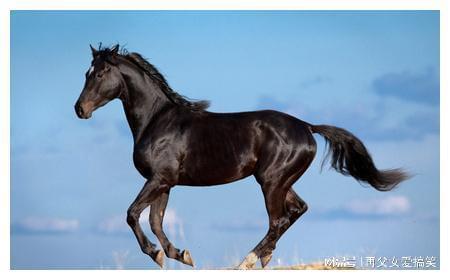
left=10, top=11, right=439, bottom=269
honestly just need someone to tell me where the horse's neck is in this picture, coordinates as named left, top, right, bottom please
left=120, top=68, right=173, bottom=143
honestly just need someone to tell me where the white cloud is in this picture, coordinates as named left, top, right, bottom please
left=97, top=214, right=128, bottom=235
left=257, top=75, right=439, bottom=141
left=346, top=195, right=411, bottom=216
left=15, top=217, right=79, bottom=233
left=98, top=207, right=185, bottom=240
left=211, top=218, right=266, bottom=232
left=163, top=208, right=185, bottom=240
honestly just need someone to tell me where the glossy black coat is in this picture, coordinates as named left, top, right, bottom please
left=75, top=45, right=409, bottom=269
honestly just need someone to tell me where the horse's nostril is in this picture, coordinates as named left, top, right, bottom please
left=75, top=102, right=85, bottom=118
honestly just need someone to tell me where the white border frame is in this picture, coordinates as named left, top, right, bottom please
left=1, top=1, right=447, bottom=280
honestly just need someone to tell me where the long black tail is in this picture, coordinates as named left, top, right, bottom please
left=310, top=124, right=410, bottom=191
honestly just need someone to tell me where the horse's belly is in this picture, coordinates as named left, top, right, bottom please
left=177, top=153, right=257, bottom=186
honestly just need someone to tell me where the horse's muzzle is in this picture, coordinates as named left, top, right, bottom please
left=74, top=100, right=92, bottom=119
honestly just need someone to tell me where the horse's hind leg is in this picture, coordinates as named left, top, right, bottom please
left=149, top=190, right=194, bottom=267
left=238, top=181, right=291, bottom=269
left=259, top=188, right=308, bottom=268
left=238, top=139, right=315, bottom=269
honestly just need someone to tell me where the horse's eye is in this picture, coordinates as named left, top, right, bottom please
left=96, top=73, right=103, bottom=78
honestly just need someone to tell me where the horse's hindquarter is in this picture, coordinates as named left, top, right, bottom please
left=178, top=112, right=263, bottom=186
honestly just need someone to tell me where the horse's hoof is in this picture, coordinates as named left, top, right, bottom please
left=152, top=250, right=165, bottom=268
left=237, top=251, right=258, bottom=270
left=181, top=249, right=194, bottom=267
left=260, top=253, right=273, bottom=268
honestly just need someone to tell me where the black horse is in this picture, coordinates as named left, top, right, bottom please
left=75, top=44, right=409, bottom=269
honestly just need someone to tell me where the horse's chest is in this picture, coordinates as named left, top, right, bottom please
left=132, top=141, right=179, bottom=178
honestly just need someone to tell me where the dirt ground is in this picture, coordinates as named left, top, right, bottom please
left=268, top=262, right=354, bottom=270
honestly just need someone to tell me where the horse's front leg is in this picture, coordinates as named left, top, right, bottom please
left=149, top=190, right=194, bottom=267
left=127, top=179, right=170, bottom=268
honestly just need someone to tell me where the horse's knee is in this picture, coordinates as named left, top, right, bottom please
left=126, top=207, right=140, bottom=227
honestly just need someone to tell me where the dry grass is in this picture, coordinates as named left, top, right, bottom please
left=268, top=262, right=355, bottom=270
left=221, top=262, right=355, bottom=270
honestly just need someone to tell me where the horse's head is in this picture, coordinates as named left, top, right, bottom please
left=75, top=44, right=125, bottom=119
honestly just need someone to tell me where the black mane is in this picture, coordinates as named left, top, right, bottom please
left=97, top=45, right=210, bottom=112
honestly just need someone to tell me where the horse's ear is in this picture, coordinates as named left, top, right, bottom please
left=111, top=44, right=119, bottom=55
left=90, top=44, right=98, bottom=57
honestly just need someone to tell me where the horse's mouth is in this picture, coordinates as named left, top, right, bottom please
left=77, top=111, right=92, bottom=119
